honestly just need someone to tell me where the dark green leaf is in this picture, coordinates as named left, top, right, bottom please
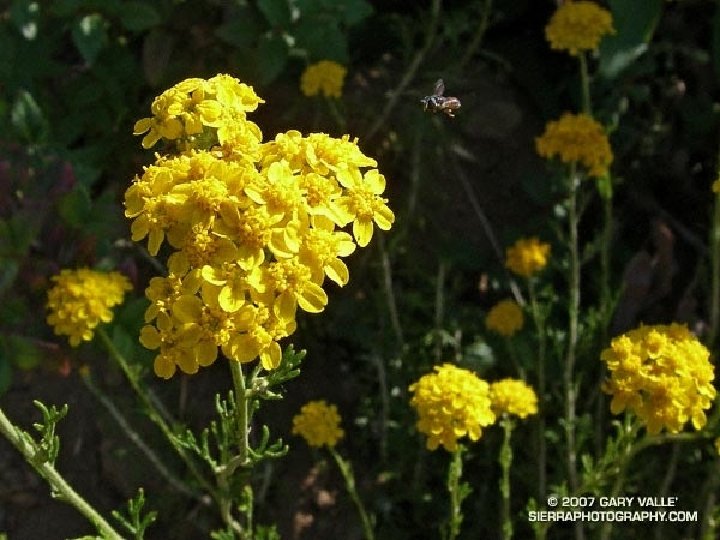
left=599, top=0, right=662, bottom=79
left=10, top=90, right=49, bottom=143
left=339, top=0, right=373, bottom=25
left=71, top=13, right=109, bottom=66
left=215, top=8, right=265, bottom=48
left=293, top=18, right=348, bottom=63
left=256, top=34, right=288, bottom=84
left=257, top=0, right=291, bottom=28
left=8, top=335, right=42, bottom=370
left=58, top=186, right=92, bottom=227
left=119, top=1, right=162, bottom=32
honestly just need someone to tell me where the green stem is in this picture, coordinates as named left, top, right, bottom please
left=447, top=445, right=465, bottom=540
left=96, top=327, right=215, bottom=499
left=709, top=181, right=720, bottom=348
left=458, top=0, right=493, bottom=70
left=0, top=406, right=124, bottom=540
left=528, top=280, right=547, bottom=503
left=566, top=166, right=582, bottom=540
left=80, top=370, right=196, bottom=499
left=228, top=359, right=253, bottom=538
left=229, top=360, right=250, bottom=465
left=326, top=97, right=346, bottom=132
left=365, top=0, right=442, bottom=141
left=578, top=53, right=592, bottom=116
left=499, top=418, right=514, bottom=540
left=599, top=417, right=638, bottom=540
left=330, top=447, right=375, bottom=540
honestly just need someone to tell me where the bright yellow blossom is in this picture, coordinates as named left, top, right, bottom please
left=300, top=61, right=347, bottom=98
left=505, top=237, right=550, bottom=278
left=133, top=74, right=264, bottom=150
left=601, top=324, right=716, bottom=435
left=490, top=379, right=538, bottom=419
left=47, top=268, right=132, bottom=347
left=292, top=400, right=345, bottom=448
left=486, top=299, right=524, bottom=337
left=128, top=76, right=394, bottom=378
left=536, top=113, right=613, bottom=178
left=545, top=1, right=614, bottom=56
left=409, top=364, right=496, bottom=451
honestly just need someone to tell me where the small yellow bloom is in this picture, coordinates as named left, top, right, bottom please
left=300, top=61, right=347, bottom=98
left=536, top=112, right=613, bottom=178
left=409, top=364, right=496, bottom=451
left=47, top=268, right=132, bottom=347
left=601, top=324, right=716, bottom=435
left=486, top=299, right=524, bottom=337
left=545, top=1, right=614, bottom=56
left=505, top=237, right=550, bottom=278
left=490, top=379, right=538, bottom=419
left=292, top=400, right=344, bottom=448
left=713, top=179, right=720, bottom=193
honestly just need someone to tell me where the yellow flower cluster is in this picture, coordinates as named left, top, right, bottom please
left=601, top=324, right=716, bottom=435
left=485, top=299, right=524, bottom=337
left=505, top=237, right=550, bottom=278
left=127, top=75, right=394, bottom=378
left=536, top=113, right=613, bottom=178
left=300, top=61, right=347, bottom=98
left=409, top=364, right=496, bottom=451
left=47, top=268, right=132, bottom=347
left=292, top=400, right=344, bottom=448
left=133, top=74, right=264, bottom=150
left=490, top=379, right=539, bottom=419
left=545, top=1, right=614, bottom=56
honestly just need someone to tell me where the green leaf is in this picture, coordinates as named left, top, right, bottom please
left=293, top=18, right=348, bottom=63
left=58, top=186, right=92, bottom=227
left=257, top=0, right=291, bottom=27
left=256, top=34, right=288, bottom=84
left=339, top=0, right=373, bottom=25
left=8, top=335, right=42, bottom=370
left=10, top=90, right=49, bottom=143
left=215, top=9, right=265, bottom=48
left=599, top=0, right=662, bottom=79
left=119, top=1, right=162, bottom=32
left=71, top=13, right=109, bottom=66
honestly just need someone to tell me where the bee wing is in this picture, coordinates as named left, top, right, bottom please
left=434, top=78, right=445, bottom=96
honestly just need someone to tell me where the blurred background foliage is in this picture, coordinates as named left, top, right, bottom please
left=2, top=0, right=720, bottom=538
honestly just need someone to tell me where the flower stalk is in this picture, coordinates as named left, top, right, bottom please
left=499, top=417, right=514, bottom=540
left=0, top=406, right=124, bottom=540
left=330, top=447, right=375, bottom=540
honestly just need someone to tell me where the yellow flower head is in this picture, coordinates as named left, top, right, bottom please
left=292, top=400, right=344, bottom=448
left=490, top=379, right=539, bottom=419
left=486, top=299, right=524, bottom=337
left=300, top=61, right=347, bottom=98
left=545, top=1, right=614, bottom=56
left=47, top=268, right=132, bottom=347
left=536, top=113, right=613, bottom=178
left=505, top=237, right=550, bottom=278
left=601, top=324, right=716, bottom=435
left=409, top=364, right=496, bottom=451
left=129, top=76, right=394, bottom=378
left=133, top=74, right=264, bottom=149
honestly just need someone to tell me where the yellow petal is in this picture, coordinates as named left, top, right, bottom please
left=154, top=355, right=176, bottom=379
left=353, top=218, right=374, bottom=248
left=297, top=282, right=328, bottom=313
left=324, top=258, right=349, bottom=286
left=260, top=341, right=282, bottom=370
left=139, top=326, right=161, bottom=349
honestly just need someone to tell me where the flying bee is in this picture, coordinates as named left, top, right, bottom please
left=420, top=78, right=461, bottom=118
